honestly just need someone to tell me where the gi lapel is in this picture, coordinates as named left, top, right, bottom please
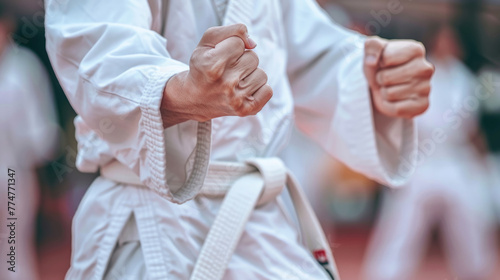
left=222, top=0, right=253, bottom=29
left=211, top=0, right=228, bottom=25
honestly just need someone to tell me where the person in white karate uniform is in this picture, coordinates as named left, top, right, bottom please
left=363, top=25, right=497, bottom=280
left=0, top=7, right=58, bottom=280
left=44, top=0, right=434, bottom=279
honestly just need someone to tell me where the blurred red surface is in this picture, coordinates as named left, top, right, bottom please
left=37, top=225, right=500, bottom=280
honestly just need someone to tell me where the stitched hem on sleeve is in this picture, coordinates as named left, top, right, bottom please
left=329, top=57, right=417, bottom=187
left=139, top=65, right=212, bottom=203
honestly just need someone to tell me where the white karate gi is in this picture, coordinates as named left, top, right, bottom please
left=364, top=57, right=497, bottom=280
left=45, top=0, right=417, bottom=279
left=0, top=44, right=58, bottom=280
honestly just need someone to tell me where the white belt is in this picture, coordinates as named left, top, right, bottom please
left=101, top=158, right=340, bottom=280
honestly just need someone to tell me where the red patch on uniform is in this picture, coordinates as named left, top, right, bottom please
left=313, top=249, right=328, bottom=263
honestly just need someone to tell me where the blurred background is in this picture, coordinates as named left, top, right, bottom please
left=0, top=0, right=499, bottom=279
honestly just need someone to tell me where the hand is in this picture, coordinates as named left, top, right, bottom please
left=161, top=24, right=273, bottom=128
left=363, top=36, right=434, bottom=119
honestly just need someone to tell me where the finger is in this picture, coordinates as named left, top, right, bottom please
left=210, top=37, right=246, bottom=65
left=380, top=80, right=431, bottom=102
left=379, top=98, right=429, bottom=118
left=242, top=84, right=273, bottom=115
left=380, top=40, right=426, bottom=68
left=394, top=98, right=429, bottom=118
left=238, top=68, right=267, bottom=98
left=376, top=57, right=434, bottom=86
left=364, top=36, right=388, bottom=89
left=233, top=50, right=259, bottom=79
left=364, top=36, right=388, bottom=67
left=198, top=24, right=256, bottom=49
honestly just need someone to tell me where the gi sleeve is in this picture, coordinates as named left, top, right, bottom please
left=282, top=0, right=417, bottom=187
left=45, top=0, right=210, bottom=203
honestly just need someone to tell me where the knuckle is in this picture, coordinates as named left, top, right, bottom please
left=235, top=23, right=248, bottom=37
left=206, top=63, right=224, bottom=81
left=238, top=104, right=252, bottom=117
left=230, top=97, right=245, bottom=113
left=423, top=61, right=435, bottom=76
left=257, top=68, right=268, bottom=84
left=265, top=85, right=273, bottom=99
left=422, top=99, right=430, bottom=112
left=364, top=38, right=371, bottom=49
left=364, top=41, right=375, bottom=54
left=263, top=72, right=269, bottom=85
left=416, top=99, right=430, bottom=116
left=262, top=84, right=273, bottom=100
left=230, top=77, right=241, bottom=88
left=189, top=51, right=202, bottom=70
left=421, top=82, right=431, bottom=96
left=205, top=26, right=219, bottom=37
left=191, top=48, right=206, bottom=64
left=249, top=51, right=259, bottom=66
left=226, top=36, right=245, bottom=54
left=394, top=104, right=406, bottom=116
left=223, top=77, right=240, bottom=92
left=413, top=41, right=426, bottom=56
left=248, top=105, right=259, bottom=116
left=201, top=49, right=216, bottom=62
left=364, top=36, right=379, bottom=48
left=233, top=37, right=245, bottom=50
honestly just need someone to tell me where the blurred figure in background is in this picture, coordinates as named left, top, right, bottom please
left=363, top=24, right=497, bottom=280
left=0, top=1, right=59, bottom=279
left=478, top=67, right=500, bottom=224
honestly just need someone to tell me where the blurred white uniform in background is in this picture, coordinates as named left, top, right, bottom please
left=364, top=56, right=497, bottom=280
left=0, top=43, right=58, bottom=280
left=46, top=0, right=418, bottom=279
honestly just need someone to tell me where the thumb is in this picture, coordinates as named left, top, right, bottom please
left=198, top=23, right=257, bottom=49
left=363, top=36, right=388, bottom=88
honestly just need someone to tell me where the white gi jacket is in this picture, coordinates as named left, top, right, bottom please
left=45, top=0, right=417, bottom=279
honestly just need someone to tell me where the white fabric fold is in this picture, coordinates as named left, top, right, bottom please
left=101, top=157, right=339, bottom=279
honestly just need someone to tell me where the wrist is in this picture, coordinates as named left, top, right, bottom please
left=160, top=71, right=191, bottom=128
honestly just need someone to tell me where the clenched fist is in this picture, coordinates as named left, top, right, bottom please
left=161, top=24, right=272, bottom=128
left=364, top=36, right=434, bottom=119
